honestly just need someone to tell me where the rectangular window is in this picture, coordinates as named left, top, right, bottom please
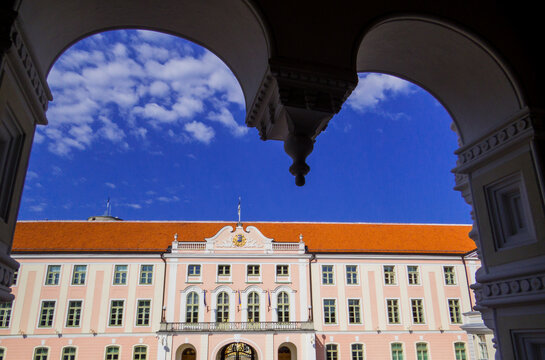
left=113, top=265, right=127, bottom=285
left=351, top=344, right=364, bottom=360
left=346, top=265, right=358, bottom=285
left=133, top=346, right=147, bottom=360
left=62, top=347, right=77, bottom=360
left=139, top=265, right=153, bottom=284
left=391, top=343, right=403, bottom=360
left=34, top=347, right=49, bottom=360
left=247, top=265, right=260, bottom=276
left=136, top=300, right=151, bottom=326
left=106, top=346, right=119, bottom=360
left=276, top=265, right=289, bottom=276
left=455, top=342, right=467, bottom=360
left=478, top=335, right=489, bottom=360
left=109, top=300, right=124, bottom=326
left=407, top=265, right=419, bottom=285
left=65, top=300, right=82, bottom=327
left=39, top=300, right=56, bottom=328
left=325, top=344, right=338, bottom=360
left=384, top=265, right=396, bottom=285
left=45, top=265, right=61, bottom=285
left=323, top=299, right=336, bottom=324
left=416, top=343, right=428, bottom=360
left=444, top=266, right=456, bottom=285
left=0, top=301, right=12, bottom=328
left=449, top=299, right=462, bottom=324
left=188, top=264, right=201, bottom=276
left=387, top=299, right=400, bottom=324
left=322, top=265, right=334, bottom=285
left=218, top=264, right=231, bottom=276
left=348, top=299, right=361, bottom=324
left=72, top=265, right=87, bottom=285
left=411, top=299, right=425, bottom=324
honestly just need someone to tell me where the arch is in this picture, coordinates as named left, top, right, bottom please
left=356, top=16, right=525, bottom=145
left=212, top=338, right=262, bottom=360
left=32, top=346, right=49, bottom=360
left=247, top=291, right=260, bottom=322
left=186, top=291, right=199, bottom=323
left=278, top=342, right=297, bottom=360
left=17, top=0, right=270, bottom=111
left=217, top=342, right=257, bottom=360
left=277, top=291, right=290, bottom=322
left=175, top=344, right=197, bottom=360
left=216, top=291, right=230, bottom=322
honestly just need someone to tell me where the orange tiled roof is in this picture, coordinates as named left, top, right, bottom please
left=12, top=221, right=475, bottom=255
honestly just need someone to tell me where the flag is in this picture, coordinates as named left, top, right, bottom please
left=267, top=290, right=271, bottom=307
left=203, top=289, right=207, bottom=307
left=238, top=290, right=241, bottom=305
left=237, top=197, right=241, bottom=223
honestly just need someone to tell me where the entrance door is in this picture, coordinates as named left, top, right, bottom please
left=278, top=346, right=291, bottom=360
left=181, top=348, right=196, bottom=360
left=221, top=342, right=256, bottom=360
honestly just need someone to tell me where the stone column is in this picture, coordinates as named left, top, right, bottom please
left=453, top=109, right=545, bottom=360
left=0, top=10, right=51, bottom=300
left=246, top=57, right=357, bottom=186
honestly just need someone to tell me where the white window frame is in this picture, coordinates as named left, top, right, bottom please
left=345, top=264, right=359, bottom=285
left=407, top=265, right=420, bottom=286
left=139, top=264, right=154, bottom=285
left=347, top=298, right=362, bottom=324
left=71, top=264, right=88, bottom=286
left=447, top=298, right=462, bottom=324
left=322, top=298, right=337, bottom=325
left=386, top=298, right=401, bottom=324
left=410, top=298, right=426, bottom=325
left=64, top=299, right=84, bottom=328
left=44, top=264, right=62, bottom=286
left=383, top=265, right=397, bottom=285
left=36, top=299, right=56, bottom=329
left=135, top=298, right=152, bottom=327
left=107, top=299, right=125, bottom=328
left=275, top=264, right=291, bottom=283
left=112, top=264, right=128, bottom=286
left=186, top=264, right=202, bottom=283
left=443, top=265, right=457, bottom=285
left=321, top=264, right=335, bottom=285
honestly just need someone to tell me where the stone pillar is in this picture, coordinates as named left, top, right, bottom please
left=246, top=57, right=357, bottom=186
left=453, top=109, right=545, bottom=360
left=0, top=10, right=51, bottom=300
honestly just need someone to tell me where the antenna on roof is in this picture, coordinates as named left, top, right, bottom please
left=105, top=197, right=111, bottom=216
left=237, top=196, right=242, bottom=227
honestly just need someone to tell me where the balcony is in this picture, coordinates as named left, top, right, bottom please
left=159, top=321, right=314, bottom=332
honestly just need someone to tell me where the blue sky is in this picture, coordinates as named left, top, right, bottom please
left=19, top=30, right=471, bottom=224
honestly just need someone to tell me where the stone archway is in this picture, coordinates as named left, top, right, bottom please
left=218, top=342, right=257, bottom=360
left=175, top=344, right=197, bottom=360
left=278, top=342, right=297, bottom=360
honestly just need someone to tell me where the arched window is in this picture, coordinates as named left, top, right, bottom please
left=351, top=343, right=364, bottom=360
left=182, top=348, right=196, bottom=360
left=62, top=346, right=77, bottom=360
left=33, top=347, right=49, bottom=360
left=325, top=344, right=338, bottom=360
left=105, top=346, right=120, bottom=360
left=278, top=346, right=291, bottom=360
left=186, top=292, right=199, bottom=323
left=391, top=343, right=403, bottom=360
left=216, top=292, right=229, bottom=322
left=277, top=291, right=290, bottom=322
left=416, top=343, right=428, bottom=360
left=0, top=347, right=5, bottom=360
left=248, top=292, right=260, bottom=322
left=454, top=342, right=467, bottom=360
left=133, top=346, right=147, bottom=360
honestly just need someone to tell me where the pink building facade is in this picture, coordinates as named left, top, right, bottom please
left=0, top=220, right=493, bottom=360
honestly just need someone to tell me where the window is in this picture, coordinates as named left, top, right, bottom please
left=348, top=299, right=361, bottom=324
left=391, top=343, right=403, bottom=360
left=247, top=265, right=260, bottom=276
left=416, top=343, right=428, bottom=360
left=478, top=334, right=489, bottom=360
left=346, top=265, right=358, bottom=285
left=277, top=292, right=290, bottom=322
left=276, top=265, right=289, bottom=276
left=139, top=265, right=153, bottom=284
left=216, top=292, right=229, bottom=322
left=0, top=347, right=4, bottom=360
left=0, top=301, right=12, bottom=328
left=109, top=300, right=124, bottom=326
left=188, top=264, right=201, bottom=276
left=66, top=300, right=82, bottom=327
left=113, top=265, right=127, bottom=285
left=136, top=300, right=151, bottom=326
left=72, top=265, right=87, bottom=285
left=62, top=346, right=77, bottom=360
left=387, top=299, right=400, bottom=324
left=351, top=344, right=364, bottom=360
left=186, top=292, right=199, bottom=323
left=454, top=342, right=467, bottom=360
left=407, top=266, right=419, bottom=285
left=411, top=299, right=425, bottom=324
left=448, top=299, right=462, bottom=324
left=12, top=270, right=18, bottom=285
left=323, top=299, right=336, bottom=324
left=34, top=347, right=49, bottom=360
left=133, top=346, right=147, bottom=360
left=105, top=346, right=120, bottom=360
left=384, top=265, right=396, bottom=285
left=325, top=344, right=338, bottom=360
left=45, top=265, right=61, bottom=285
left=444, top=266, right=456, bottom=285
left=39, top=301, right=55, bottom=328
left=218, top=264, right=231, bottom=276
left=322, top=265, right=334, bottom=284
left=248, top=292, right=260, bottom=322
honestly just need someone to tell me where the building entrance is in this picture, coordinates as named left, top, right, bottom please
left=220, top=342, right=256, bottom=360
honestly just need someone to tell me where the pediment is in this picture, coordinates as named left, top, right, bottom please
left=205, top=225, right=274, bottom=250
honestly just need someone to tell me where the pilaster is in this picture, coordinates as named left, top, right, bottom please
left=453, top=108, right=545, bottom=359
left=246, top=57, right=357, bottom=185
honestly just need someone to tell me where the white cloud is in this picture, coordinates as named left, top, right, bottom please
left=184, top=121, right=215, bottom=144
left=149, top=81, right=170, bottom=97
left=26, top=171, right=39, bottom=181
left=105, top=182, right=116, bottom=189
left=157, top=195, right=180, bottom=203
left=346, top=73, right=413, bottom=112
left=124, top=203, right=142, bottom=209
left=207, top=108, right=248, bottom=137
left=29, top=203, right=47, bottom=212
